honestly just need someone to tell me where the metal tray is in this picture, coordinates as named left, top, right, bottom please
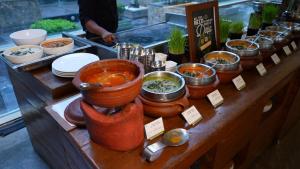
left=0, top=38, right=92, bottom=72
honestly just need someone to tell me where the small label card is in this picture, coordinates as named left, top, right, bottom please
left=256, top=63, right=267, bottom=76
left=232, top=75, right=246, bottom=91
left=283, top=46, right=292, bottom=56
left=144, top=117, right=165, bottom=140
left=207, top=90, right=224, bottom=108
left=182, top=106, right=203, bottom=125
left=271, top=53, right=281, bottom=65
left=291, top=41, right=298, bottom=51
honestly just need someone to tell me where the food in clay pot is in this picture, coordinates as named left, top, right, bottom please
left=176, top=63, right=219, bottom=98
left=72, top=59, right=144, bottom=108
left=204, top=51, right=242, bottom=83
left=41, top=37, right=74, bottom=55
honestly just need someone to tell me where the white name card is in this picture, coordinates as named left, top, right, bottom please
left=283, top=46, right=292, bottom=56
left=232, top=75, right=246, bottom=91
left=207, top=90, right=224, bottom=108
left=271, top=53, right=281, bottom=65
left=144, top=117, right=165, bottom=140
left=182, top=106, right=202, bottom=125
left=256, top=63, right=267, bottom=76
left=291, top=41, right=298, bottom=51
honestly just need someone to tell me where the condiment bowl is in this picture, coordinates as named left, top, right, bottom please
left=141, top=71, right=186, bottom=102
left=73, top=59, right=144, bottom=108
left=41, top=38, right=74, bottom=55
left=10, top=29, right=47, bottom=46
left=3, top=45, right=43, bottom=64
left=258, top=30, right=288, bottom=44
left=246, top=36, right=274, bottom=50
left=204, top=51, right=240, bottom=71
left=176, top=63, right=216, bottom=86
left=226, top=39, right=259, bottom=57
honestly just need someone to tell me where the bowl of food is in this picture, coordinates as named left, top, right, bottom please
left=278, top=21, right=300, bottom=32
left=41, top=38, right=74, bottom=55
left=10, top=29, right=47, bottom=46
left=72, top=59, right=144, bottom=108
left=226, top=39, right=259, bottom=57
left=246, top=36, right=274, bottom=50
left=176, top=63, right=216, bottom=86
left=266, top=25, right=289, bottom=32
left=3, top=45, right=43, bottom=64
left=141, top=71, right=186, bottom=102
left=204, top=51, right=240, bottom=71
left=259, top=30, right=288, bottom=44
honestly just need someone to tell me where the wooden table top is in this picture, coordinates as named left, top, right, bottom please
left=41, top=50, right=300, bottom=169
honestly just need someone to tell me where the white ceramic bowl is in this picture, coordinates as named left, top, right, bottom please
left=3, top=45, right=43, bottom=64
left=41, top=38, right=74, bottom=55
left=10, top=29, right=47, bottom=46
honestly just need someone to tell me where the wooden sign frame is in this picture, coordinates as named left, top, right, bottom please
left=185, top=1, right=220, bottom=62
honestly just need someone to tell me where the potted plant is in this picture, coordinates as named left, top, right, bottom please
left=262, top=4, right=279, bottom=29
left=168, top=28, right=186, bottom=64
left=229, top=21, right=244, bottom=39
left=220, top=18, right=231, bottom=47
left=247, top=13, right=262, bottom=36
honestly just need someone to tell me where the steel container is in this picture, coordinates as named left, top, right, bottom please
left=204, top=51, right=240, bottom=71
left=226, top=39, right=259, bottom=57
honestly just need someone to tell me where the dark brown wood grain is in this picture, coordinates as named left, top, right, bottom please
left=5, top=45, right=300, bottom=169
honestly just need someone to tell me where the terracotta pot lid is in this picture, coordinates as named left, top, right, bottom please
left=64, top=97, right=86, bottom=127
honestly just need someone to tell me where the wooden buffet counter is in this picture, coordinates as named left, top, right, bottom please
left=5, top=43, right=300, bottom=169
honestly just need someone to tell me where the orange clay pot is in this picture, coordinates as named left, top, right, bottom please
left=187, top=76, right=220, bottom=99
left=240, top=54, right=263, bottom=70
left=139, top=89, right=190, bottom=118
left=80, top=98, right=144, bottom=151
left=73, top=59, right=144, bottom=108
left=217, top=65, right=243, bottom=84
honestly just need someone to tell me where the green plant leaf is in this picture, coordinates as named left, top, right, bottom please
left=168, top=28, right=185, bottom=55
left=30, top=19, right=78, bottom=34
left=229, top=21, right=244, bottom=34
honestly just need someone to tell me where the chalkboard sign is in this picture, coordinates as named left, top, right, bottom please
left=185, top=1, right=220, bottom=62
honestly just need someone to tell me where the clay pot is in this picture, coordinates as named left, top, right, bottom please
left=187, top=76, right=220, bottom=99
left=73, top=59, right=144, bottom=108
left=64, top=97, right=85, bottom=127
left=139, top=90, right=190, bottom=118
left=239, top=54, right=263, bottom=70
left=217, top=65, right=243, bottom=84
left=80, top=98, right=144, bottom=151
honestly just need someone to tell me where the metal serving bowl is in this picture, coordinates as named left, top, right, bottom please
left=246, top=36, right=274, bottom=50
left=259, top=30, right=288, bottom=44
left=141, top=71, right=186, bottom=102
left=176, top=63, right=216, bottom=86
left=278, top=21, right=300, bottom=32
left=204, top=51, right=240, bottom=71
left=226, top=39, right=259, bottom=57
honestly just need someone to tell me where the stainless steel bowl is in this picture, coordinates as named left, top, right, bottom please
left=226, top=39, right=259, bottom=57
left=141, top=71, right=186, bottom=102
left=204, top=51, right=240, bottom=71
left=176, top=63, right=216, bottom=86
left=278, top=22, right=300, bottom=32
left=259, top=30, right=288, bottom=44
left=246, top=36, right=274, bottom=50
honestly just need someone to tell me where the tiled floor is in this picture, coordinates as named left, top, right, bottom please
left=0, top=120, right=300, bottom=169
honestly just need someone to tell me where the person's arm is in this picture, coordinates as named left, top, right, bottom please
left=78, top=0, right=116, bottom=44
left=85, top=20, right=116, bottom=44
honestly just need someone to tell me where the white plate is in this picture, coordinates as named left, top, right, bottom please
left=52, top=53, right=99, bottom=73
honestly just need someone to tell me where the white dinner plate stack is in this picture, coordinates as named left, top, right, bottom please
left=166, top=61, right=178, bottom=72
left=52, top=53, right=99, bottom=78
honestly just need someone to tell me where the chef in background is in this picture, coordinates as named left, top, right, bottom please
left=78, top=0, right=118, bottom=45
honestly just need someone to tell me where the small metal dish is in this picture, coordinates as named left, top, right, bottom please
left=246, top=36, right=274, bottom=50
left=176, top=63, right=216, bottom=86
left=204, top=51, right=240, bottom=71
left=259, top=30, right=288, bottom=44
left=226, top=39, right=259, bottom=57
left=141, top=71, right=186, bottom=102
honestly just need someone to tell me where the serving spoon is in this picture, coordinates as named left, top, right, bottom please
left=143, top=128, right=189, bottom=162
left=246, top=35, right=260, bottom=49
left=79, top=73, right=128, bottom=91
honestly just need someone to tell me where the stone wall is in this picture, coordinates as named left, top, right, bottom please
left=0, top=0, right=41, bottom=33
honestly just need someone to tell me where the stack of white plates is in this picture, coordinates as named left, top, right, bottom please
left=166, top=61, right=178, bottom=72
left=52, top=53, right=99, bottom=78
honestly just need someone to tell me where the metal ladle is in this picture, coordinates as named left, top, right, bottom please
left=247, top=35, right=260, bottom=49
left=143, top=128, right=189, bottom=162
left=79, top=73, right=128, bottom=91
